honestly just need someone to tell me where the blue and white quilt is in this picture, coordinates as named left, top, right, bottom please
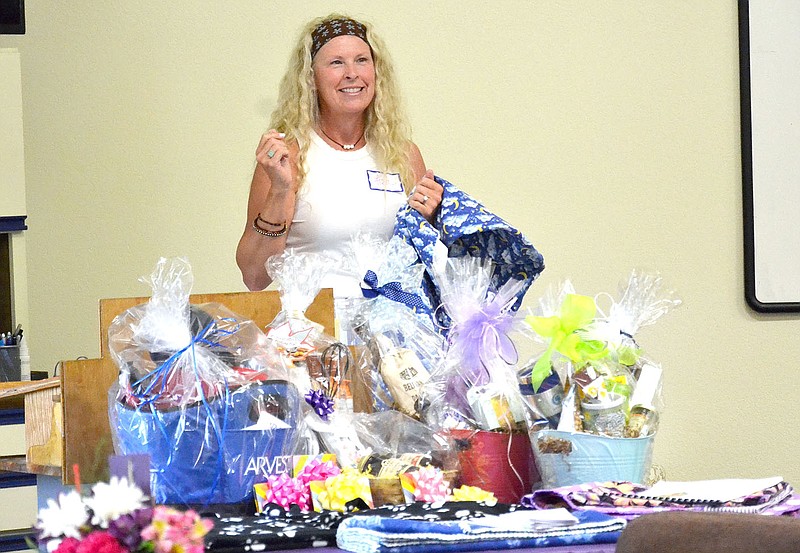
left=393, top=176, right=545, bottom=329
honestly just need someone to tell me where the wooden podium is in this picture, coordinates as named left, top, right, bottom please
left=0, top=288, right=335, bottom=485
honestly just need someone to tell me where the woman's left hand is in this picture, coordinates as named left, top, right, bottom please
left=410, top=169, right=443, bottom=224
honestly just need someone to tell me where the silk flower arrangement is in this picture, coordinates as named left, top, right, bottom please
left=34, top=476, right=212, bottom=553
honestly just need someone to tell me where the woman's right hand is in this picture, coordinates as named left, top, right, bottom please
left=238, top=130, right=297, bottom=291
left=256, top=129, right=293, bottom=191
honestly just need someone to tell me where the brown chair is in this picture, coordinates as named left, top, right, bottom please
left=615, top=511, right=800, bottom=553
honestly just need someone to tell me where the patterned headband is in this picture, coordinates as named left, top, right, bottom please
left=311, top=18, right=369, bottom=59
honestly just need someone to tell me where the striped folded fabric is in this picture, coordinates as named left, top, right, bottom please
left=336, top=501, right=625, bottom=553
left=522, top=480, right=800, bottom=518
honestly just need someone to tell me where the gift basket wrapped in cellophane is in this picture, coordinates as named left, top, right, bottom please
left=523, top=270, right=680, bottom=488
left=341, top=233, right=443, bottom=417
left=416, top=255, right=541, bottom=504
left=108, top=257, right=306, bottom=508
left=263, top=249, right=367, bottom=468
left=292, top=234, right=460, bottom=508
left=335, top=409, right=459, bottom=509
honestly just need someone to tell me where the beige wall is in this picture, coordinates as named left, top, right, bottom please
left=0, top=50, right=30, bottom=344
left=2, top=1, right=798, bottom=484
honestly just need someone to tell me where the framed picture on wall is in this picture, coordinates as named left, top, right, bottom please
left=739, top=0, right=800, bottom=313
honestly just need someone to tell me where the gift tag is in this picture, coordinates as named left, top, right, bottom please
left=109, top=454, right=151, bottom=497
left=466, top=508, right=579, bottom=531
left=267, top=320, right=317, bottom=351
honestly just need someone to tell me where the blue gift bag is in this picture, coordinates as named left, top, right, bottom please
left=114, top=379, right=301, bottom=506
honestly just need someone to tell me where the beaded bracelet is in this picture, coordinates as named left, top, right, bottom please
left=252, top=216, right=287, bottom=237
left=256, top=213, right=285, bottom=228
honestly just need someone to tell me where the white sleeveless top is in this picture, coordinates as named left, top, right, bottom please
left=285, top=131, right=407, bottom=298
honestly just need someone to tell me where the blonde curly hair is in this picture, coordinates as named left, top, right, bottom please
left=269, top=13, right=416, bottom=192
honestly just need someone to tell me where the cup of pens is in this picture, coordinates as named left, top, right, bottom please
left=0, top=344, right=21, bottom=382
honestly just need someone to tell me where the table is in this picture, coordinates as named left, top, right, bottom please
left=242, top=546, right=616, bottom=553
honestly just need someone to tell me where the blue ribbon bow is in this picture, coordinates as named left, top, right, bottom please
left=128, top=319, right=236, bottom=507
left=361, top=270, right=427, bottom=311
left=130, top=320, right=234, bottom=403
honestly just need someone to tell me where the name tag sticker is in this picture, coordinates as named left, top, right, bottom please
left=367, top=170, right=404, bottom=192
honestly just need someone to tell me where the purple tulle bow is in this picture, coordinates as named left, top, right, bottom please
left=445, top=279, right=524, bottom=408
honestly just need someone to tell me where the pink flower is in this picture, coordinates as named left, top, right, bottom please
left=53, top=537, right=81, bottom=553
left=141, top=506, right=212, bottom=553
left=75, top=531, right=128, bottom=553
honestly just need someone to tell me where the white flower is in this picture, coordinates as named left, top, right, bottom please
left=36, top=490, right=88, bottom=539
left=84, top=476, right=148, bottom=528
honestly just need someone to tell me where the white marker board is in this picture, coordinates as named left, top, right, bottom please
left=740, top=0, right=800, bottom=312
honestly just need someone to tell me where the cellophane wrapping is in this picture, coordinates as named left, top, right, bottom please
left=524, top=270, right=680, bottom=436
left=342, top=234, right=444, bottom=417
left=421, top=255, right=529, bottom=433
left=108, top=257, right=303, bottom=507
left=525, top=271, right=680, bottom=488
left=413, top=256, right=542, bottom=503
left=264, top=249, right=365, bottom=467
left=351, top=410, right=455, bottom=506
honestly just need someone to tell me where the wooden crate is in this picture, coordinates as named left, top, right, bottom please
left=0, top=378, right=62, bottom=472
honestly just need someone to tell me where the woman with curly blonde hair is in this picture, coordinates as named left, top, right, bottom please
left=237, top=14, right=442, bottom=292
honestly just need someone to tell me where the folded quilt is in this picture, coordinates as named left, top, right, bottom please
left=522, top=481, right=800, bottom=519
left=336, top=502, right=624, bottom=553
left=205, top=504, right=346, bottom=552
left=393, top=175, right=544, bottom=329
left=205, top=501, right=530, bottom=552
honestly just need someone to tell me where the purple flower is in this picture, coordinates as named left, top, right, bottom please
left=107, top=507, right=152, bottom=550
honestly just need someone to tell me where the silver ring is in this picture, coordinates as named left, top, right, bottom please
left=422, top=195, right=429, bottom=205
left=267, top=149, right=276, bottom=159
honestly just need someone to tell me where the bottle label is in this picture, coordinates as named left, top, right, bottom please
left=467, top=384, right=521, bottom=431
left=379, top=349, right=430, bottom=417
